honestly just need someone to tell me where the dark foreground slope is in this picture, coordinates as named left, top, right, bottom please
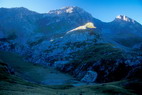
left=0, top=51, right=141, bottom=95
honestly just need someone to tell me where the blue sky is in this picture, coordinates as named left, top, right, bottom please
left=0, top=0, right=142, bottom=24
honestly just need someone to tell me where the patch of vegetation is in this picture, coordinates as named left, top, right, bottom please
left=28, top=37, right=45, bottom=46
left=70, top=43, right=123, bottom=65
left=114, top=36, right=142, bottom=47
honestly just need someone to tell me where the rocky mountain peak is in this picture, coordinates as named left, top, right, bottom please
left=115, top=15, right=136, bottom=23
left=48, top=6, right=91, bottom=16
left=61, top=6, right=79, bottom=13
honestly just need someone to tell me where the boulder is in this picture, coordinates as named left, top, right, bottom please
left=81, top=70, right=97, bottom=83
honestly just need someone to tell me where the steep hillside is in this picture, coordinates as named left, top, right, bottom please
left=101, top=15, right=142, bottom=48
left=37, top=6, right=94, bottom=38
left=0, top=7, right=41, bottom=44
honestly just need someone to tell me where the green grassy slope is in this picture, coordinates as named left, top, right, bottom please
left=0, top=51, right=137, bottom=95
left=0, top=51, right=75, bottom=85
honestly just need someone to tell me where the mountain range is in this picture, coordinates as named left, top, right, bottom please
left=0, top=6, right=142, bottom=84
